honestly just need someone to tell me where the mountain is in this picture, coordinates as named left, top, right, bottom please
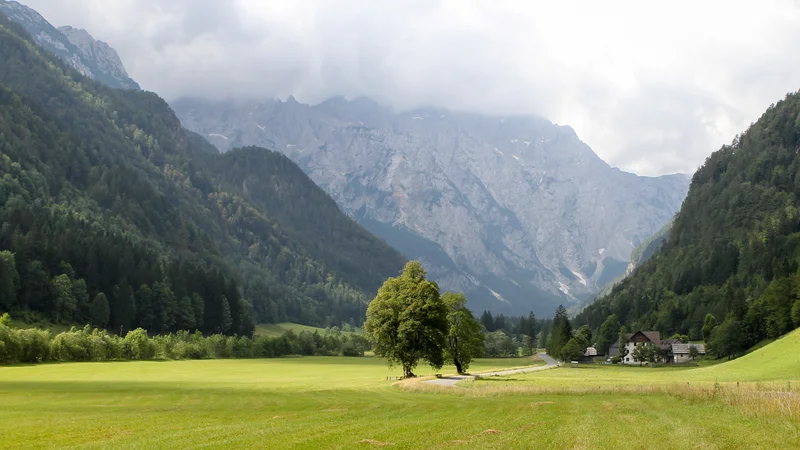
left=0, top=0, right=139, bottom=90
left=172, top=96, right=690, bottom=315
left=572, top=218, right=675, bottom=314
left=0, top=10, right=405, bottom=333
left=576, top=91, right=800, bottom=349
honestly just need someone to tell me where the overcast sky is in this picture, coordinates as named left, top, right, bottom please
left=22, top=0, right=800, bottom=176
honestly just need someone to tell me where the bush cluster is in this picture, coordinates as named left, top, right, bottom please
left=0, top=315, right=370, bottom=364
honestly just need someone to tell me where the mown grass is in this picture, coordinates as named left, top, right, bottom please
left=253, top=322, right=362, bottom=337
left=0, top=334, right=798, bottom=449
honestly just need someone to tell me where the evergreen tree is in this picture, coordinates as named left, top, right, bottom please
left=136, top=284, right=155, bottom=331
left=547, top=305, right=572, bottom=359
left=0, top=251, right=19, bottom=311
left=19, top=260, right=51, bottom=312
left=176, top=296, right=196, bottom=330
left=190, top=293, right=204, bottom=329
left=525, top=312, right=538, bottom=353
left=219, top=296, right=233, bottom=334
left=111, top=282, right=136, bottom=336
left=792, top=299, right=800, bottom=329
left=89, top=293, right=110, bottom=328
left=51, top=274, right=76, bottom=324
left=71, top=279, right=91, bottom=324
left=480, top=310, right=494, bottom=331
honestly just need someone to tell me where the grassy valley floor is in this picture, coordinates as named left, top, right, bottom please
left=1, top=333, right=799, bottom=449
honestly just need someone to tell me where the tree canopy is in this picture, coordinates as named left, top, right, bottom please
left=442, top=292, right=485, bottom=374
left=364, top=262, right=448, bottom=377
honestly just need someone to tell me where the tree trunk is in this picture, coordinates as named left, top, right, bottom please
left=454, top=358, right=464, bottom=374
left=403, top=365, right=415, bottom=378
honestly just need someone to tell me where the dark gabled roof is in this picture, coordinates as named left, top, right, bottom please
left=660, top=338, right=682, bottom=350
left=628, top=331, right=661, bottom=346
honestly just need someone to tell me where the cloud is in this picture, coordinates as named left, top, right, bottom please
left=22, top=0, right=800, bottom=176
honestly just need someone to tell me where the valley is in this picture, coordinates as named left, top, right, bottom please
left=1, top=1, right=799, bottom=449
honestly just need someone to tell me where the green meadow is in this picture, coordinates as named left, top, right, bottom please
left=1, top=331, right=799, bottom=449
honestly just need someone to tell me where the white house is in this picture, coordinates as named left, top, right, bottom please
left=616, top=331, right=706, bottom=364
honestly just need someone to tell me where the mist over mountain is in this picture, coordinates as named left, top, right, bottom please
left=173, top=97, right=690, bottom=314
left=2, top=0, right=690, bottom=315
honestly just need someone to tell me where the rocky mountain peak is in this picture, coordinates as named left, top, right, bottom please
left=0, top=0, right=139, bottom=90
left=173, top=96, right=691, bottom=315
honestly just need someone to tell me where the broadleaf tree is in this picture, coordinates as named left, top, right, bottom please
left=442, top=292, right=485, bottom=374
left=364, top=261, right=448, bottom=378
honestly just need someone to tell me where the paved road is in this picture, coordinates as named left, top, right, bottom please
left=424, top=353, right=560, bottom=387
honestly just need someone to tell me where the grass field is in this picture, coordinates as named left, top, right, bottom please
left=253, top=322, right=362, bottom=337
left=0, top=333, right=798, bottom=449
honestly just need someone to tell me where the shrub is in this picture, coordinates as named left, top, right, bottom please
left=123, top=328, right=155, bottom=360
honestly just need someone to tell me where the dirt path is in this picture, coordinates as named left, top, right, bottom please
left=423, top=353, right=560, bottom=387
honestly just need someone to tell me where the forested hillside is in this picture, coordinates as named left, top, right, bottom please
left=0, top=13, right=405, bottom=335
left=577, top=91, right=800, bottom=352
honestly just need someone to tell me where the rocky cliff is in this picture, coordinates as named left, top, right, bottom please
left=0, top=0, right=139, bottom=90
left=173, top=96, right=690, bottom=314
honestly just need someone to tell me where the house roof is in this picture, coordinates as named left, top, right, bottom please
left=672, top=343, right=706, bottom=355
left=584, top=347, right=598, bottom=357
left=660, top=338, right=682, bottom=350
left=628, top=331, right=661, bottom=346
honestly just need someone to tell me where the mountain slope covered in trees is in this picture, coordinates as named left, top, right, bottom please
left=0, top=12, right=405, bottom=335
left=576, top=91, right=800, bottom=352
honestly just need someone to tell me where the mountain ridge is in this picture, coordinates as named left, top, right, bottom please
left=0, top=9, right=405, bottom=332
left=174, top=96, right=690, bottom=315
left=576, top=90, right=800, bottom=348
left=0, top=0, right=139, bottom=90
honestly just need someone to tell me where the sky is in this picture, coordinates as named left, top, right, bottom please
left=21, top=0, right=800, bottom=176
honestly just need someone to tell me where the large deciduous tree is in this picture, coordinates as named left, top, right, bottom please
left=702, top=313, right=717, bottom=343
left=632, top=342, right=658, bottom=365
left=364, top=261, right=448, bottom=378
left=560, top=337, right=586, bottom=362
left=442, top=292, right=485, bottom=374
left=709, top=313, right=744, bottom=360
left=596, top=314, right=620, bottom=355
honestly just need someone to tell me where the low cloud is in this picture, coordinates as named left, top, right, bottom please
left=23, top=0, right=800, bottom=176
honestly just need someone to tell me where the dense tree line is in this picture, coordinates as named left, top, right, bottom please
left=0, top=13, right=405, bottom=334
left=479, top=309, right=541, bottom=356
left=0, top=313, right=370, bottom=364
left=576, top=91, right=800, bottom=357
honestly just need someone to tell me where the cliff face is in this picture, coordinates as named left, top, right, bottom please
left=0, top=1, right=139, bottom=90
left=173, top=96, right=690, bottom=314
